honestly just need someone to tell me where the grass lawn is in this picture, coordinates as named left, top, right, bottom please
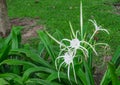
left=7, top=0, right=120, bottom=54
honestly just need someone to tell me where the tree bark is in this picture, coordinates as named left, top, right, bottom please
left=0, top=0, right=10, bottom=37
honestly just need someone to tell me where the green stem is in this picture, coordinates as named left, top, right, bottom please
left=89, top=30, right=97, bottom=43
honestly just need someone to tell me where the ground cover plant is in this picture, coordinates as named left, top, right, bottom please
left=0, top=0, right=120, bottom=85
left=0, top=23, right=120, bottom=85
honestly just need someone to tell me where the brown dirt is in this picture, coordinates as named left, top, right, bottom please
left=10, top=18, right=43, bottom=43
left=104, top=2, right=120, bottom=15
left=113, top=2, right=120, bottom=15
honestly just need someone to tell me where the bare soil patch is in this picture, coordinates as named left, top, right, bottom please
left=113, top=2, right=120, bottom=14
left=10, top=18, right=43, bottom=43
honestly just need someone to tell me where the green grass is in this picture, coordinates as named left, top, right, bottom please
left=7, top=0, right=120, bottom=53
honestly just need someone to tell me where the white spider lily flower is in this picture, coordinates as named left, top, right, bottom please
left=46, top=31, right=78, bottom=83
left=64, top=51, right=74, bottom=64
left=89, top=19, right=109, bottom=42
left=61, top=21, right=98, bottom=57
left=70, top=38, right=80, bottom=49
left=60, top=38, right=89, bottom=58
left=89, top=19, right=109, bottom=34
left=68, top=22, right=90, bottom=57
left=60, top=38, right=98, bottom=61
left=55, top=50, right=77, bottom=84
left=46, top=20, right=98, bottom=60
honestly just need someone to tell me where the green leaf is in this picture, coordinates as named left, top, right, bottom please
left=100, top=70, right=111, bottom=85
left=46, top=72, right=66, bottom=82
left=35, top=73, right=49, bottom=79
left=11, top=26, right=22, bottom=46
left=52, top=29, right=64, bottom=41
left=0, top=78, right=9, bottom=85
left=37, top=30, right=56, bottom=63
left=0, top=43, right=11, bottom=62
left=0, top=73, right=23, bottom=85
left=22, top=67, right=55, bottom=82
left=76, top=68, right=88, bottom=85
left=0, top=38, right=5, bottom=49
left=10, top=49, right=51, bottom=68
left=26, top=78, right=62, bottom=85
left=100, top=46, right=120, bottom=85
left=108, top=62, right=119, bottom=85
left=116, top=66, right=120, bottom=76
left=46, top=72, right=78, bottom=84
left=0, top=59, right=37, bottom=67
left=38, top=42, right=45, bottom=56
left=5, top=26, right=22, bottom=49
left=0, top=26, right=22, bottom=62
left=111, top=46, right=120, bottom=68
left=83, top=61, right=94, bottom=85
left=11, top=28, right=19, bottom=49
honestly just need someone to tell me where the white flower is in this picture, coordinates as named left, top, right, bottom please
left=64, top=51, right=74, bottom=64
left=89, top=19, right=109, bottom=34
left=59, top=22, right=98, bottom=58
left=89, top=19, right=109, bottom=42
left=45, top=31, right=77, bottom=83
left=45, top=21, right=98, bottom=84
left=70, top=38, right=80, bottom=49
left=45, top=2, right=109, bottom=84
left=55, top=49, right=77, bottom=84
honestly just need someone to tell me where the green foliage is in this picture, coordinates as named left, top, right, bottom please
left=0, top=26, right=120, bottom=85
left=100, top=46, right=120, bottom=85
left=37, top=30, right=56, bottom=63
left=1, top=1, right=120, bottom=84
left=0, top=26, right=22, bottom=62
left=40, top=29, right=120, bottom=85
left=0, top=78, right=9, bottom=85
left=0, top=27, right=77, bottom=85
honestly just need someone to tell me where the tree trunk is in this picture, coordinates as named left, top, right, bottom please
left=0, top=0, right=10, bottom=37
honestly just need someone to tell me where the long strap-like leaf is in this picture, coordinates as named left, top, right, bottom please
left=100, top=46, right=120, bottom=85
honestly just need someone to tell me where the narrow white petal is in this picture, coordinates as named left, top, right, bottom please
left=67, top=65, right=71, bottom=83
left=58, top=62, right=65, bottom=81
left=55, top=56, right=64, bottom=70
left=98, top=29, right=109, bottom=34
left=78, top=47, right=88, bottom=59
left=81, top=41, right=98, bottom=55
left=79, top=45, right=89, bottom=57
left=61, top=38, right=71, bottom=43
left=72, top=62, right=78, bottom=84
left=89, top=19, right=98, bottom=30
left=94, top=43, right=109, bottom=46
